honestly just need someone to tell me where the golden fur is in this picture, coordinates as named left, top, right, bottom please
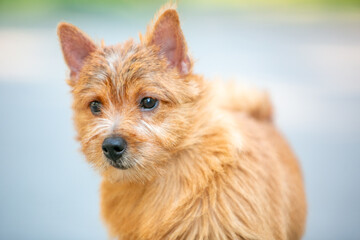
left=58, top=4, right=306, bottom=240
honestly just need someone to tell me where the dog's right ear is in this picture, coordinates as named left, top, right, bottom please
left=57, top=22, right=96, bottom=83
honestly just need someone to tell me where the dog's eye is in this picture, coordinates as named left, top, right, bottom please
left=140, top=97, right=158, bottom=110
left=90, top=101, right=102, bottom=115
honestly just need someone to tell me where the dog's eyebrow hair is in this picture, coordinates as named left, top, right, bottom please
left=79, top=74, right=110, bottom=93
left=101, top=43, right=147, bottom=100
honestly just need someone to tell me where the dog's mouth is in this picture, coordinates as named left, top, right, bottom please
left=106, top=158, right=132, bottom=170
left=103, top=153, right=136, bottom=170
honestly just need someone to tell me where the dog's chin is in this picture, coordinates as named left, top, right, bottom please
left=100, top=156, right=161, bottom=184
left=102, top=165, right=150, bottom=184
left=107, top=160, right=132, bottom=170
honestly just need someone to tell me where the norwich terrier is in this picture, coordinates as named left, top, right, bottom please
left=58, top=4, right=306, bottom=240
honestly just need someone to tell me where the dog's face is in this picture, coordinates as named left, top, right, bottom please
left=58, top=7, right=200, bottom=182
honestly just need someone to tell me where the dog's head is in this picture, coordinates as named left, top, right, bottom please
left=58, top=6, right=202, bottom=182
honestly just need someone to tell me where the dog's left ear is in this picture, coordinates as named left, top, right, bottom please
left=145, top=7, right=191, bottom=75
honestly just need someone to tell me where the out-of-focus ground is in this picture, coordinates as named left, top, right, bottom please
left=0, top=1, right=359, bottom=239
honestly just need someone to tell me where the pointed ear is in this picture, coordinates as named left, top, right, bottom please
left=145, top=8, right=191, bottom=75
left=57, top=22, right=97, bottom=80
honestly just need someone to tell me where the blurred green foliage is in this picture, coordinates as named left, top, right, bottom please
left=0, top=0, right=359, bottom=13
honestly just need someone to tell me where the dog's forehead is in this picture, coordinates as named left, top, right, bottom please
left=103, top=41, right=137, bottom=74
left=77, top=39, right=177, bottom=101
left=80, top=39, right=164, bottom=90
left=103, top=40, right=160, bottom=84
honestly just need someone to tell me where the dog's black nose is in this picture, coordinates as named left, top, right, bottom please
left=102, top=137, right=127, bottom=162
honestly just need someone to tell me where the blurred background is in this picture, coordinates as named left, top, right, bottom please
left=0, top=0, right=359, bottom=239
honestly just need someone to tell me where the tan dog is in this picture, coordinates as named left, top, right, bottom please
left=58, top=4, right=306, bottom=240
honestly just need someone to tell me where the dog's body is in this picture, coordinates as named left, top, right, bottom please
left=100, top=109, right=306, bottom=240
left=58, top=4, right=306, bottom=240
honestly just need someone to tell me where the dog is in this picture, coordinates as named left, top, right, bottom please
left=58, top=4, right=307, bottom=239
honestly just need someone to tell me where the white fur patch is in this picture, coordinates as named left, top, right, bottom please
left=106, top=51, right=120, bottom=80
left=106, top=47, right=136, bottom=76
left=230, top=131, right=242, bottom=152
left=93, top=68, right=109, bottom=82
left=136, top=120, right=166, bottom=139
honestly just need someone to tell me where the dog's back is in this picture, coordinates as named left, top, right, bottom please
left=212, top=81, right=273, bottom=121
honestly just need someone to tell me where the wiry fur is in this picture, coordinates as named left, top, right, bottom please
left=58, top=4, right=306, bottom=240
